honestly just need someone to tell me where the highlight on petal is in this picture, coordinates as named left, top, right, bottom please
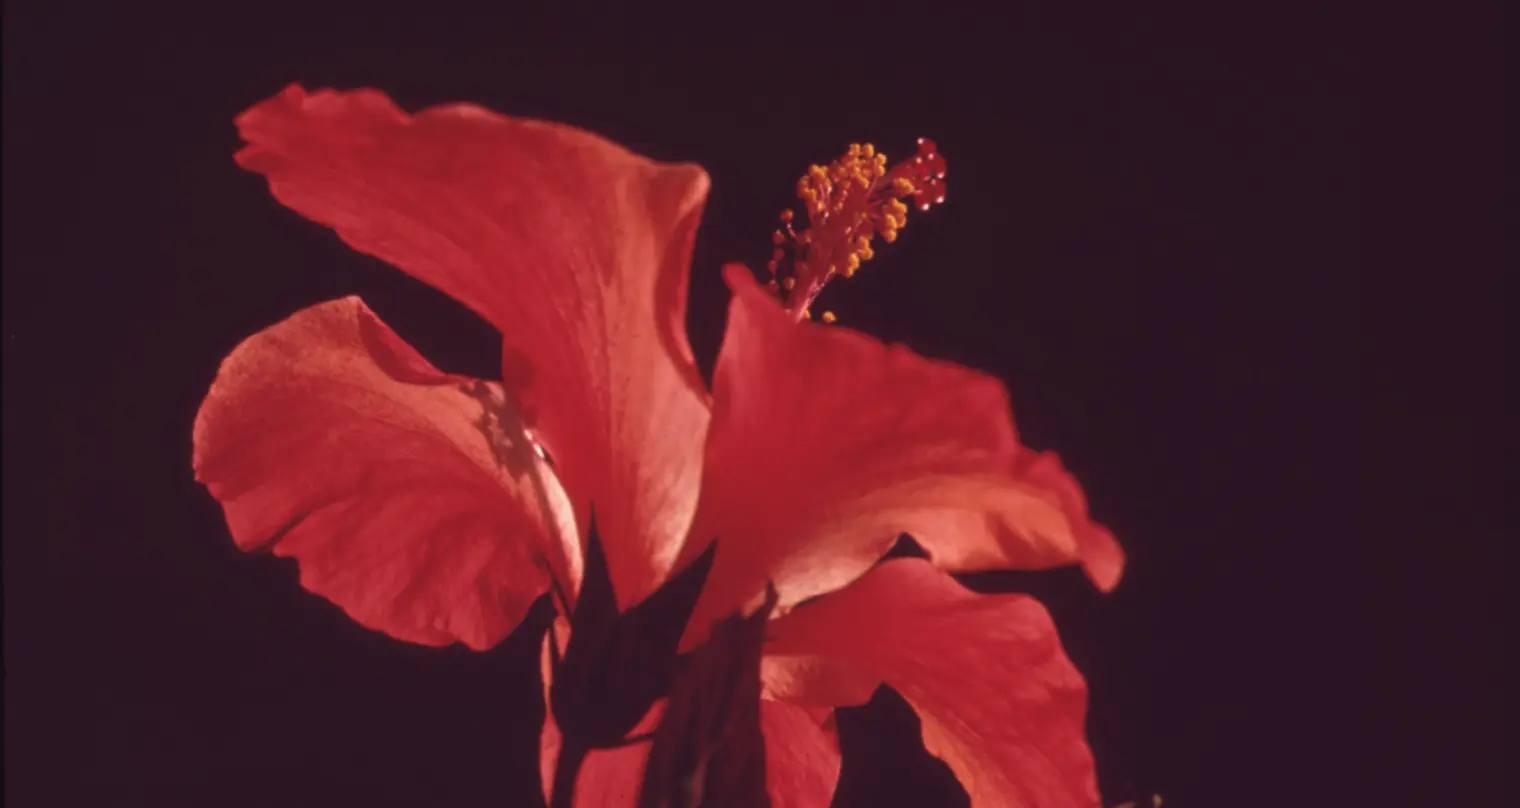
left=192, top=297, right=574, bottom=650
left=1011, top=449, right=1126, bottom=593
left=682, top=265, right=1121, bottom=643
left=235, top=84, right=713, bottom=608
left=766, top=559, right=1101, bottom=808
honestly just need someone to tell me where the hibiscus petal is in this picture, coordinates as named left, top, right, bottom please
left=760, top=654, right=878, bottom=711
left=759, top=700, right=842, bottom=808
left=683, top=265, right=1121, bottom=642
left=193, top=297, right=574, bottom=649
left=539, top=625, right=841, bottom=807
left=1010, top=450, right=1125, bottom=593
left=540, top=702, right=661, bottom=807
left=766, top=559, right=1101, bottom=808
left=540, top=702, right=838, bottom=808
left=234, top=85, right=712, bottom=606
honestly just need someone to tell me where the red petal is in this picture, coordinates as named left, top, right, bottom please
left=539, top=702, right=660, bottom=807
left=193, top=298, right=573, bottom=649
left=683, top=266, right=1121, bottom=643
left=760, top=700, right=842, bottom=808
left=235, top=85, right=713, bottom=607
left=766, top=559, right=1102, bottom=807
left=1012, top=449, right=1126, bottom=592
left=760, top=654, right=878, bottom=710
left=538, top=625, right=841, bottom=807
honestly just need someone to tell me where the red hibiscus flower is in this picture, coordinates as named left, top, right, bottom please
left=193, top=84, right=1124, bottom=808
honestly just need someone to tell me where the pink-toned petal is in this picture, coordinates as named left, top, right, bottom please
left=193, top=297, right=574, bottom=650
left=235, top=85, right=713, bottom=606
left=766, top=559, right=1102, bottom=808
left=538, top=626, right=841, bottom=807
left=682, top=265, right=1121, bottom=644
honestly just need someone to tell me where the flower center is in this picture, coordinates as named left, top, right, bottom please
left=766, top=138, right=948, bottom=322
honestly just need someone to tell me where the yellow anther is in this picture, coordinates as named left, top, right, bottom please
left=768, top=138, right=947, bottom=321
left=802, top=308, right=813, bottom=320
left=822, top=310, right=837, bottom=323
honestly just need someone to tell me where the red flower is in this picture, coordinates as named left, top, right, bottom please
left=194, top=85, right=1124, bottom=808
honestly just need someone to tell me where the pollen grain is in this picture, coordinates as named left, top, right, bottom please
left=765, top=138, right=948, bottom=321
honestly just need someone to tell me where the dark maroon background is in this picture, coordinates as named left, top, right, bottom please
left=2, top=3, right=1492, bottom=808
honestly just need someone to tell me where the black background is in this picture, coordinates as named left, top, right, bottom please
left=0, top=3, right=1485, bottom=808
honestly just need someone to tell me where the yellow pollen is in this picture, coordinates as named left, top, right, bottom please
left=822, top=310, right=837, bottom=323
left=764, top=137, right=948, bottom=320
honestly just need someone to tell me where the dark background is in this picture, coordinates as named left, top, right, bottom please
left=0, top=3, right=1479, bottom=807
